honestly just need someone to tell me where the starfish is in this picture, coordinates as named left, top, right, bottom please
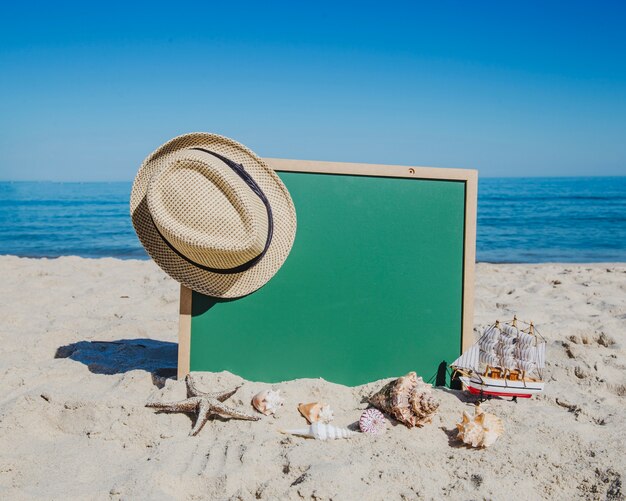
left=146, top=373, right=260, bottom=436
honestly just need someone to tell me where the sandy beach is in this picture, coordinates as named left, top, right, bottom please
left=0, top=256, right=624, bottom=500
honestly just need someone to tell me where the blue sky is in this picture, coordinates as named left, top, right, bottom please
left=0, top=1, right=625, bottom=181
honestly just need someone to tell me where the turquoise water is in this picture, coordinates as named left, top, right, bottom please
left=0, top=177, right=625, bottom=262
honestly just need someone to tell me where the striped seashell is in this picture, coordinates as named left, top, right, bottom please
left=359, top=408, right=387, bottom=435
left=280, top=422, right=357, bottom=440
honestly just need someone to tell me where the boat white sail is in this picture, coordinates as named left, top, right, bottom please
left=536, top=341, right=546, bottom=369
left=479, top=351, right=500, bottom=368
left=515, top=345, right=534, bottom=360
left=518, top=360, right=536, bottom=372
left=451, top=343, right=480, bottom=372
left=497, top=344, right=515, bottom=359
left=517, top=331, right=535, bottom=347
left=478, top=337, right=498, bottom=353
left=501, top=357, right=519, bottom=371
left=482, top=326, right=500, bottom=344
left=500, top=324, right=519, bottom=338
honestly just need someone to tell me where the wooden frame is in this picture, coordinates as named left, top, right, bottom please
left=178, top=158, right=477, bottom=380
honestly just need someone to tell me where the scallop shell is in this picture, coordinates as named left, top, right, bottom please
left=281, top=422, right=357, bottom=440
left=297, top=402, right=334, bottom=424
left=359, top=408, right=387, bottom=435
left=368, top=371, right=439, bottom=428
left=251, top=389, right=283, bottom=416
left=456, top=406, right=504, bottom=448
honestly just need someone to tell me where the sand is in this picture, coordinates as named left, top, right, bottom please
left=0, top=256, right=624, bottom=500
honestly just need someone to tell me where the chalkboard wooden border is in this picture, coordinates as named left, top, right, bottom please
left=177, top=159, right=478, bottom=380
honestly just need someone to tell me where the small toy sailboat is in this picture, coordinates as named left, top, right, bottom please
left=451, top=317, right=546, bottom=399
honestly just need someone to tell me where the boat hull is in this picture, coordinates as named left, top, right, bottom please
left=460, top=375, right=544, bottom=398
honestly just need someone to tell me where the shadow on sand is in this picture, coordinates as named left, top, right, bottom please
left=55, top=338, right=178, bottom=386
left=438, top=387, right=485, bottom=404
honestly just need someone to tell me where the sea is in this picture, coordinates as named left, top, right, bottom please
left=0, top=177, right=625, bottom=263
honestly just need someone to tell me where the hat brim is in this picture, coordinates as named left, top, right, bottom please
left=130, top=132, right=297, bottom=298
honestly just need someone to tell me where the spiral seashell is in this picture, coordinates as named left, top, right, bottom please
left=297, top=402, right=334, bottom=424
left=368, top=371, right=439, bottom=428
left=456, top=406, right=504, bottom=448
left=280, top=422, right=357, bottom=440
left=251, top=389, right=283, bottom=416
left=359, top=408, right=387, bottom=435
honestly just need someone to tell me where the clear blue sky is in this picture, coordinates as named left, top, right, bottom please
left=1, top=1, right=625, bottom=181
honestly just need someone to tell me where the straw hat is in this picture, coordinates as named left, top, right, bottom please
left=130, top=132, right=297, bottom=298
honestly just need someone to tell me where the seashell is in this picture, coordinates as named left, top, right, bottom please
left=252, top=389, right=284, bottom=416
left=359, top=408, right=387, bottom=435
left=456, top=406, right=504, bottom=448
left=297, top=402, right=334, bottom=424
left=317, top=404, right=334, bottom=424
left=368, top=371, right=439, bottom=428
left=280, top=422, right=357, bottom=440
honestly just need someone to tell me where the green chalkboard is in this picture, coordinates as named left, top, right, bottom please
left=188, top=169, right=469, bottom=386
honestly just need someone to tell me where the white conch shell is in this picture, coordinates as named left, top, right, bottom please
left=281, top=422, right=357, bottom=440
left=297, top=402, right=334, bottom=424
left=252, top=389, right=283, bottom=416
left=456, top=406, right=504, bottom=448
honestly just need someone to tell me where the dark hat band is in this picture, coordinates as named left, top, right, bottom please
left=151, top=148, right=274, bottom=275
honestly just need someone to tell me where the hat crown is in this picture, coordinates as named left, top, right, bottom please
left=146, top=149, right=269, bottom=270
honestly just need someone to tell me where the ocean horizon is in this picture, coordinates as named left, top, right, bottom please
left=1, top=176, right=625, bottom=263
